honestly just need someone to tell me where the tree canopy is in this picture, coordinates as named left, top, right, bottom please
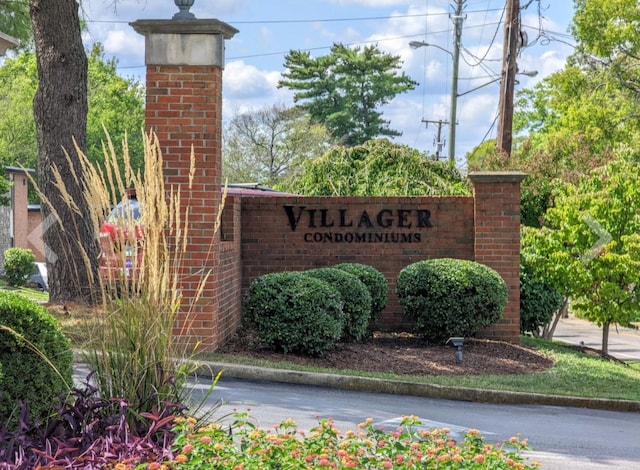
left=278, top=43, right=417, bottom=146
left=223, top=105, right=333, bottom=187
left=573, top=0, right=640, bottom=59
left=0, top=44, right=145, bottom=196
left=522, top=151, right=640, bottom=354
left=278, top=139, right=469, bottom=197
left=471, top=0, right=640, bottom=227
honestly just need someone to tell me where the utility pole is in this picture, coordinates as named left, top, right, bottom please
left=448, top=0, right=464, bottom=165
left=497, top=0, right=520, bottom=156
left=422, top=119, right=448, bottom=160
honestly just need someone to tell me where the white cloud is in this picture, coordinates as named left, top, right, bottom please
left=224, top=61, right=280, bottom=98
left=101, top=29, right=145, bottom=58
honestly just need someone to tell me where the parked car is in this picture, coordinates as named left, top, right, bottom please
left=28, top=262, right=48, bottom=291
left=99, top=196, right=143, bottom=283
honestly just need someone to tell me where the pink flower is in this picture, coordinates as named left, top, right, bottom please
left=182, top=444, right=194, bottom=454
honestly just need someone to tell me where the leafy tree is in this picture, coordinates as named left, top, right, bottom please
left=514, top=64, right=639, bottom=157
left=29, top=0, right=95, bottom=303
left=278, top=43, right=417, bottom=145
left=573, top=0, right=640, bottom=59
left=0, top=45, right=143, bottom=176
left=278, top=139, right=469, bottom=196
left=86, top=44, right=145, bottom=172
left=522, top=152, right=640, bottom=355
left=0, top=47, right=144, bottom=208
left=473, top=60, right=627, bottom=226
left=483, top=0, right=640, bottom=226
left=0, top=52, right=38, bottom=171
left=223, top=105, right=333, bottom=186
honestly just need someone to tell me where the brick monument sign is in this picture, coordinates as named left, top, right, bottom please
left=132, top=11, right=525, bottom=351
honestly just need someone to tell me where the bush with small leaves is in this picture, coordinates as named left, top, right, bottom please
left=305, top=267, right=372, bottom=342
left=520, top=264, right=564, bottom=336
left=2, top=247, right=36, bottom=288
left=243, top=271, right=345, bottom=356
left=334, top=262, right=388, bottom=324
left=396, top=258, right=507, bottom=342
left=0, top=291, right=73, bottom=425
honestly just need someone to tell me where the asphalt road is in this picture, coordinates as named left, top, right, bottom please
left=188, top=375, right=640, bottom=470
left=554, top=315, right=640, bottom=362
left=72, top=315, right=640, bottom=469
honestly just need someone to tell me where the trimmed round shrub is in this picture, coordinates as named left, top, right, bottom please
left=305, top=267, right=372, bottom=342
left=2, top=247, right=36, bottom=288
left=396, top=258, right=507, bottom=342
left=520, top=264, right=564, bottom=335
left=0, top=291, right=73, bottom=424
left=243, top=271, right=345, bottom=356
left=333, top=263, right=388, bottom=324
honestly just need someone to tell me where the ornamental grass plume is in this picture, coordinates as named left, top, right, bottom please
left=37, top=129, right=224, bottom=418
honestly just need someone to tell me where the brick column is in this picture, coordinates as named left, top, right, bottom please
left=468, top=171, right=526, bottom=343
left=131, top=18, right=238, bottom=350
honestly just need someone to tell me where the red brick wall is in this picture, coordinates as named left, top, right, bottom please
left=11, top=172, right=29, bottom=253
left=27, top=209, right=45, bottom=262
left=469, top=172, right=525, bottom=342
left=145, top=64, right=224, bottom=350
left=217, top=194, right=243, bottom=345
left=240, top=195, right=475, bottom=329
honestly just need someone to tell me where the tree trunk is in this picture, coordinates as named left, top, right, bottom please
left=543, top=297, right=568, bottom=340
left=602, top=321, right=610, bottom=356
left=29, top=0, right=98, bottom=303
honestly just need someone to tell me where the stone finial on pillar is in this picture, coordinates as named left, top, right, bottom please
left=173, top=0, right=196, bottom=20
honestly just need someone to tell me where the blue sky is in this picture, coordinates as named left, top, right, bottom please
left=81, top=0, right=576, bottom=169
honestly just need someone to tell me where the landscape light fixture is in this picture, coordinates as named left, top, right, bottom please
left=446, top=337, right=464, bottom=363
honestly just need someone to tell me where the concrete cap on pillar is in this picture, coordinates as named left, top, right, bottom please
left=468, top=171, right=527, bottom=184
left=130, top=18, right=238, bottom=67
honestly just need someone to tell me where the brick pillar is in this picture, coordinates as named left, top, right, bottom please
left=468, top=171, right=526, bottom=343
left=131, top=18, right=238, bottom=350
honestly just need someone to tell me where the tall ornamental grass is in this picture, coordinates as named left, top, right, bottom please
left=39, top=129, right=223, bottom=415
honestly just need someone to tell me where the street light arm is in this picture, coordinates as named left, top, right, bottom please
left=409, top=40, right=453, bottom=57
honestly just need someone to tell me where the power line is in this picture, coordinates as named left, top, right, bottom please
left=83, top=8, right=505, bottom=26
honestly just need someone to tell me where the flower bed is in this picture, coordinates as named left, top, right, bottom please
left=134, top=414, right=539, bottom=469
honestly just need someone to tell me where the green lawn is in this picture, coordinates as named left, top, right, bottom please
left=204, top=336, right=640, bottom=402
left=0, top=284, right=49, bottom=303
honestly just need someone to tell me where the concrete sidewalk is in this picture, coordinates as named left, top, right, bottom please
left=553, top=315, right=640, bottom=362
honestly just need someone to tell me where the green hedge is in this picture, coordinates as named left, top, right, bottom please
left=0, top=291, right=72, bottom=424
left=243, top=271, right=344, bottom=356
left=396, top=258, right=507, bottom=342
left=304, top=267, right=372, bottom=342
left=520, top=264, right=564, bottom=335
left=333, top=263, right=388, bottom=324
left=2, top=248, right=36, bottom=288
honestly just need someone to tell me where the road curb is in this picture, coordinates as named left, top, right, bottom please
left=200, top=361, right=640, bottom=413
